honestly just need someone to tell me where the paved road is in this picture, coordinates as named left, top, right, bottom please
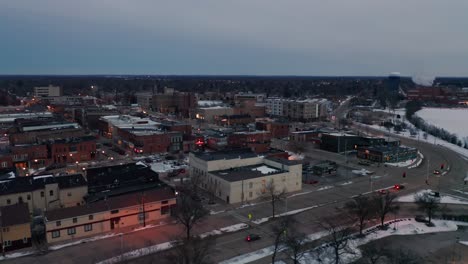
left=5, top=121, right=468, bottom=264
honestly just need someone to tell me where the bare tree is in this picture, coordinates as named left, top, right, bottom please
left=284, top=230, right=308, bottom=264
left=320, top=218, right=356, bottom=264
left=385, top=247, right=422, bottom=264
left=287, top=140, right=306, bottom=154
left=270, top=216, right=294, bottom=263
left=373, top=192, right=399, bottom=228
left=173, top=189, right=209, bottom=239
left=261, top=179, right=287, bottom=218
left=166, top=236, right=213, bottom=264
left=357, top=243, right=388, bottom=264
left=344, top=195, right=375, bottom=236
left=415, top=192, right=440, bottom=225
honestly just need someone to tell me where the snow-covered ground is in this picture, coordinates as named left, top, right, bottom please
left=96, top=241, right=174, bottom=264
left=358, top=120, right=468, bottom=160
left=222, top=219, right=464, bottom=264
left=385, top=158, right=417, bottom=168
left=300, top=219, right=460, bottom=264
left=397, top=189, right=468, bottom=205
left=416, top=108, right=468, bottom=146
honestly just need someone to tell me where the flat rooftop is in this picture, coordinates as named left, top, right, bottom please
left=192, top=149, right=259, bottom=161
left=101, top=115, right=160, bottom=129
left=210, top=164, right=284, bottom=182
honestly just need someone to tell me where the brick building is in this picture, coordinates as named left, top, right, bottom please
left=256, top=121, right=289, bottom=138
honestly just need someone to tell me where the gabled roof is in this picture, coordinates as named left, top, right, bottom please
left=0, top=174, right=87, bottom=196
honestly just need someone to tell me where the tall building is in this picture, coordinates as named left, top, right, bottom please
left=387, top=72, right=401, bottom=93
left=33, top=85, right=63, bottom=97
left=152, top=88, right=196, bottom=117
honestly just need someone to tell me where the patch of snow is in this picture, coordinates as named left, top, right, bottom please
left=300, top=219, right=458, bottom=264
left=459, top=241, right=468, bottom=247
left=408, top=152, right=423, bottom=169
left=0, top=251, right=35, bottom=261
left=352, top=169, right=372, bottom=176
left=49, top=233, right=121, bottom=250
left=210, top=209, right=226, bottom=215
left=317, top=185, right=334, bottom=191
left=33, top=174, right=53, bottom=180
left=96, top=241, right=174, bottom=264
left=340, top=181, right=353, bottom=186
left=397, top=189, right=468, bottom=205
left=252, top=165, right=278, bottom=174
left=135, top=161, right=148, bottom=167
left=199, top=223, right=249, bottom=238
left=385, top=158, right=417, bottom=168
left=7, top=171, right=15, bottom=178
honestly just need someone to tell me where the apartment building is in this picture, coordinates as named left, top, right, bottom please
left=266, top=98, right=329, bottom=121
left=0, top=174, right=88, bottom=213
left=0, top=203, right=32, bottom=252
left=44, top=188, right=176, bottom=243
left=34, top=85, right=63, bottom=97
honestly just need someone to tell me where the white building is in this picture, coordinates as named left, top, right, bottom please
left=266, top=98, right=284, bottom=116
left=34, top=85, right=63, bottom=97
left=189, top=150, right=302, bottom=204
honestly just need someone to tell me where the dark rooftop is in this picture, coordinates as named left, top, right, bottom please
left=0, top=174, right=87, bottom=196
left=86, top=162, right=160, bottom=194
left=45, top=187, right=176, bottom=221
left=265, top=156, right=303, bottom=166
left=0, top=203, right=30, bottom=226
left=210, top=164, right=285, bottom=182
left=191, top=148, right=259, bottom=161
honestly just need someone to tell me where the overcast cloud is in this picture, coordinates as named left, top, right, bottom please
left=1, top=0, right=468, bottom=76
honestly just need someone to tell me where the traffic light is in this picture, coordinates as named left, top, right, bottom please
left=402, top=172, right=406, bottom=178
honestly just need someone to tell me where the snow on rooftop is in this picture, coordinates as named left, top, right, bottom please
left=33, top=175, right=53, bottom=180
left=197, top=100, right=224, bottom=107
left=251, top=165, right=278, bottom=174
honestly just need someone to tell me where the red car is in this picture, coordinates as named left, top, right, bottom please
left=245, top=234, right=261, bottom=242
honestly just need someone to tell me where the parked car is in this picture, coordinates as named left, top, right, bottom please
left=433, top=170, right=441, bottom=175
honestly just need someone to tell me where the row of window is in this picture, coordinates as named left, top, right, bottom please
left=52, top=224, right=93, bottom=238
left=56, top=215, right=94, bottom=227
left=2, top=237, right=29, bottom=247
left=5, top=190, right=57, bottom=205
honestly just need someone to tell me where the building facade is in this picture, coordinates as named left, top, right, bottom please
left=189, top=150, right=302, bottom=204
left=0, top=203, right=32, bottom=252
left=34, top=85, right=63, bottom=97
left=0, top=174, right=88, bottom=213
left=44, top=188, right=176, bottom=243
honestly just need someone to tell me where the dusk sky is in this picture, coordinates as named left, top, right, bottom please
left=1, top=1, right=468, bottom=76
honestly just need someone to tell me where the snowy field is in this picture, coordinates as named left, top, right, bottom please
left=397, top=189, right=468, bottom=205
left=416, top=108, right=468, bottom=145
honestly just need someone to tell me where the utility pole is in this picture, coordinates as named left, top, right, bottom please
left=0, top=210, right=4, bottom=257
left=426, top=157, right=430, bottom=185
